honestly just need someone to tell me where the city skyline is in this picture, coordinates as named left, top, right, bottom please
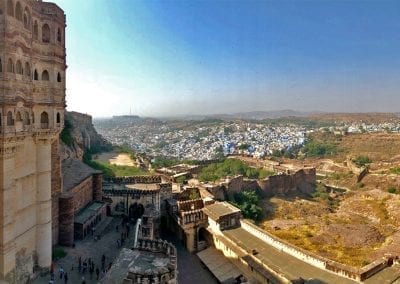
left=56, top=0, right=400, bottom=117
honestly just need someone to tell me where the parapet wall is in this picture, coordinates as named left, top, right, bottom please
left=124, top=239, right=177, bottom=283
left=177, top=199, right=204, bottom=211
left=240, top=220, right=391, bottom=282
left=107, top=175, right=162, bottom=184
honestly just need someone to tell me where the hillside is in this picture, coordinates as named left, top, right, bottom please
left=60, top=111, right=112, bottom=161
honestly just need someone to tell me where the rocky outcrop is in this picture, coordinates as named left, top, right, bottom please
left=345, top=157, right=368, bottom=182
left=60, top=111, right=112, bottom=161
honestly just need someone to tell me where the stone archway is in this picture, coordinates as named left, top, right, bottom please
left=129, top=202, right=144, bottom=221
left=197, top=227, right=210, bottom=251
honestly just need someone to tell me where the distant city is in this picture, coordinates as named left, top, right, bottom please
left=94, top=114, right=400, bottom=161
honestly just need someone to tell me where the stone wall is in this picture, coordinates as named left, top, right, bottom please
left=92, top=173, right=103, bottom=201
left=257, top=167, right=316, bottom=197
left=124, top=239, right=178, bottom=283
left=51, top=138, right=62, bottom=246
left=70, top=176, right=93, bottom=214
left=58, top=194, right=74, bottom=246
left=209, top=168, right=317, bottom=200
left=345, top=158, right=368, bottom=182
left=177, top=199, right=204, bottom=211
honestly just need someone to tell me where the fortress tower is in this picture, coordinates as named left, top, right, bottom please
left=0, top=0, right=65, bottom=282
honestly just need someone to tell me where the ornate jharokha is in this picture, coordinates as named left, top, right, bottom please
left=0, top=0, right=66, bottom=282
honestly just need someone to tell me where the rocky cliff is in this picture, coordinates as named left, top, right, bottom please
left=60, top=111, right=112, bottom=161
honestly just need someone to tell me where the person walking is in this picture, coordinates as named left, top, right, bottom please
left=81, top=276, right=86, bottom=284
left=78, top=256, right=82, bottom=273
left=89, top=265, right=94, bottom=280
left=96, top=267, right=100, bottom=280
left=82, top=260, right=88, bottom=274
left=58, top=266, right=64, bottom=279
left=64, top=272, right=68, bottom=284
left=101, top=254, right=106, bottom=270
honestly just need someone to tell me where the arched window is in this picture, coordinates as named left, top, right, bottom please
left=23, top=111, right=30, bottom=125
left=42, top=23, right=50, bottom=43
left=33, top=21, right=38, bottom=40
left=33, top=69, right=38, bottom=80
left=23, top=7, right=30, bottom=29
left=42, top=70, right=49, bottom=81
left=56, top=112, right=61, bottom=124
left=15, top=1, right=22, bottom=21
left=7, top=0, right=13, bottom=17
left=40, top=112, right=49, bottom=128
left=16, top=60, right=22, bottom=75
left=16, top=111, right=22, bottom=122
left=7, top=58, right=13, bottom=73
left=57, top=28, right=62, bottom=43
left=6, top=111, right=13, bottom=126
left=57, top=72, right=61, bottom=82
left=25, top=62, right=30, bottom=77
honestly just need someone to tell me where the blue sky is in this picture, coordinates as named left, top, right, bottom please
left=54, top=0, right=400, bottom=117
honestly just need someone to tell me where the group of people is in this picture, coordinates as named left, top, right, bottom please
left=77, top=254, right=113, bottom=283
left=47, top=219, right=134, bottom=284
left=115, top=222, right=131, bottom=248
left=48, top=265, right=68, bottom=284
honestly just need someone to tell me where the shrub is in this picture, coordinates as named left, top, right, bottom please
left=390, top=167, right=400, bottom=175
left=302, top=140, right=338, bottom=157
left=232, top=191, right=263, bottom=221
left=60, top=119, right=73, bottom=146
left=388, top=187, right=397, bottom=194
left=52, top=247, right=67, bottom=260
left=353, top=156, right=372, bottom=167
left=198, top=159, right=274, bottom=182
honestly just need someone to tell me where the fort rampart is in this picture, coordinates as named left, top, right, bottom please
left=240, top=220, right=392, bottom=282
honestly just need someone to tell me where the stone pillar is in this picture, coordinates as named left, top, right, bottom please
left=0, top=145, right=17, bottom=280
left=93, top=173, right=103, bottom=202
left=58, top=194, right=74, bottom=246
left=35, top=142, right=52, bottom=269
left=51, top=138, right=62, bottom=246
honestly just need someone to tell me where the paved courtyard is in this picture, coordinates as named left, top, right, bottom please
left=34, top=217, right=124, bottom=284
left=34, top=217, right=217, bottom=284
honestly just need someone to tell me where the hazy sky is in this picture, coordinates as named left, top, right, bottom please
left=54, top=0, right=400, bottom=117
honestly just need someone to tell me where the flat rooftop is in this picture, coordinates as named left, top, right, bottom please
left=62, top=158, right=101, bottom=191
left=197, top=247, right=242, bottom=283
left=75, top=202, right=105, bottom=224
left=222, top=227, right=357, bottom=283
left=203, top=202, right=241, bottom=221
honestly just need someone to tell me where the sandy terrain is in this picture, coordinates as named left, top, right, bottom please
left=95, top=152, right=136, bottom=167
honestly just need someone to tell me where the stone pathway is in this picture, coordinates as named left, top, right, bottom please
left=34, top=217, right=124, bottom=284
left=34, top=217, right=217, bottom=284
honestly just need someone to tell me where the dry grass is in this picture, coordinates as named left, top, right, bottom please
left=269, top=225, right=374, bottom=267
left=338, top=133, right=400, bottom=161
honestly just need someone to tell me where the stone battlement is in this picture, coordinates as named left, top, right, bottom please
left=107, top=175, right=162, bottom=184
